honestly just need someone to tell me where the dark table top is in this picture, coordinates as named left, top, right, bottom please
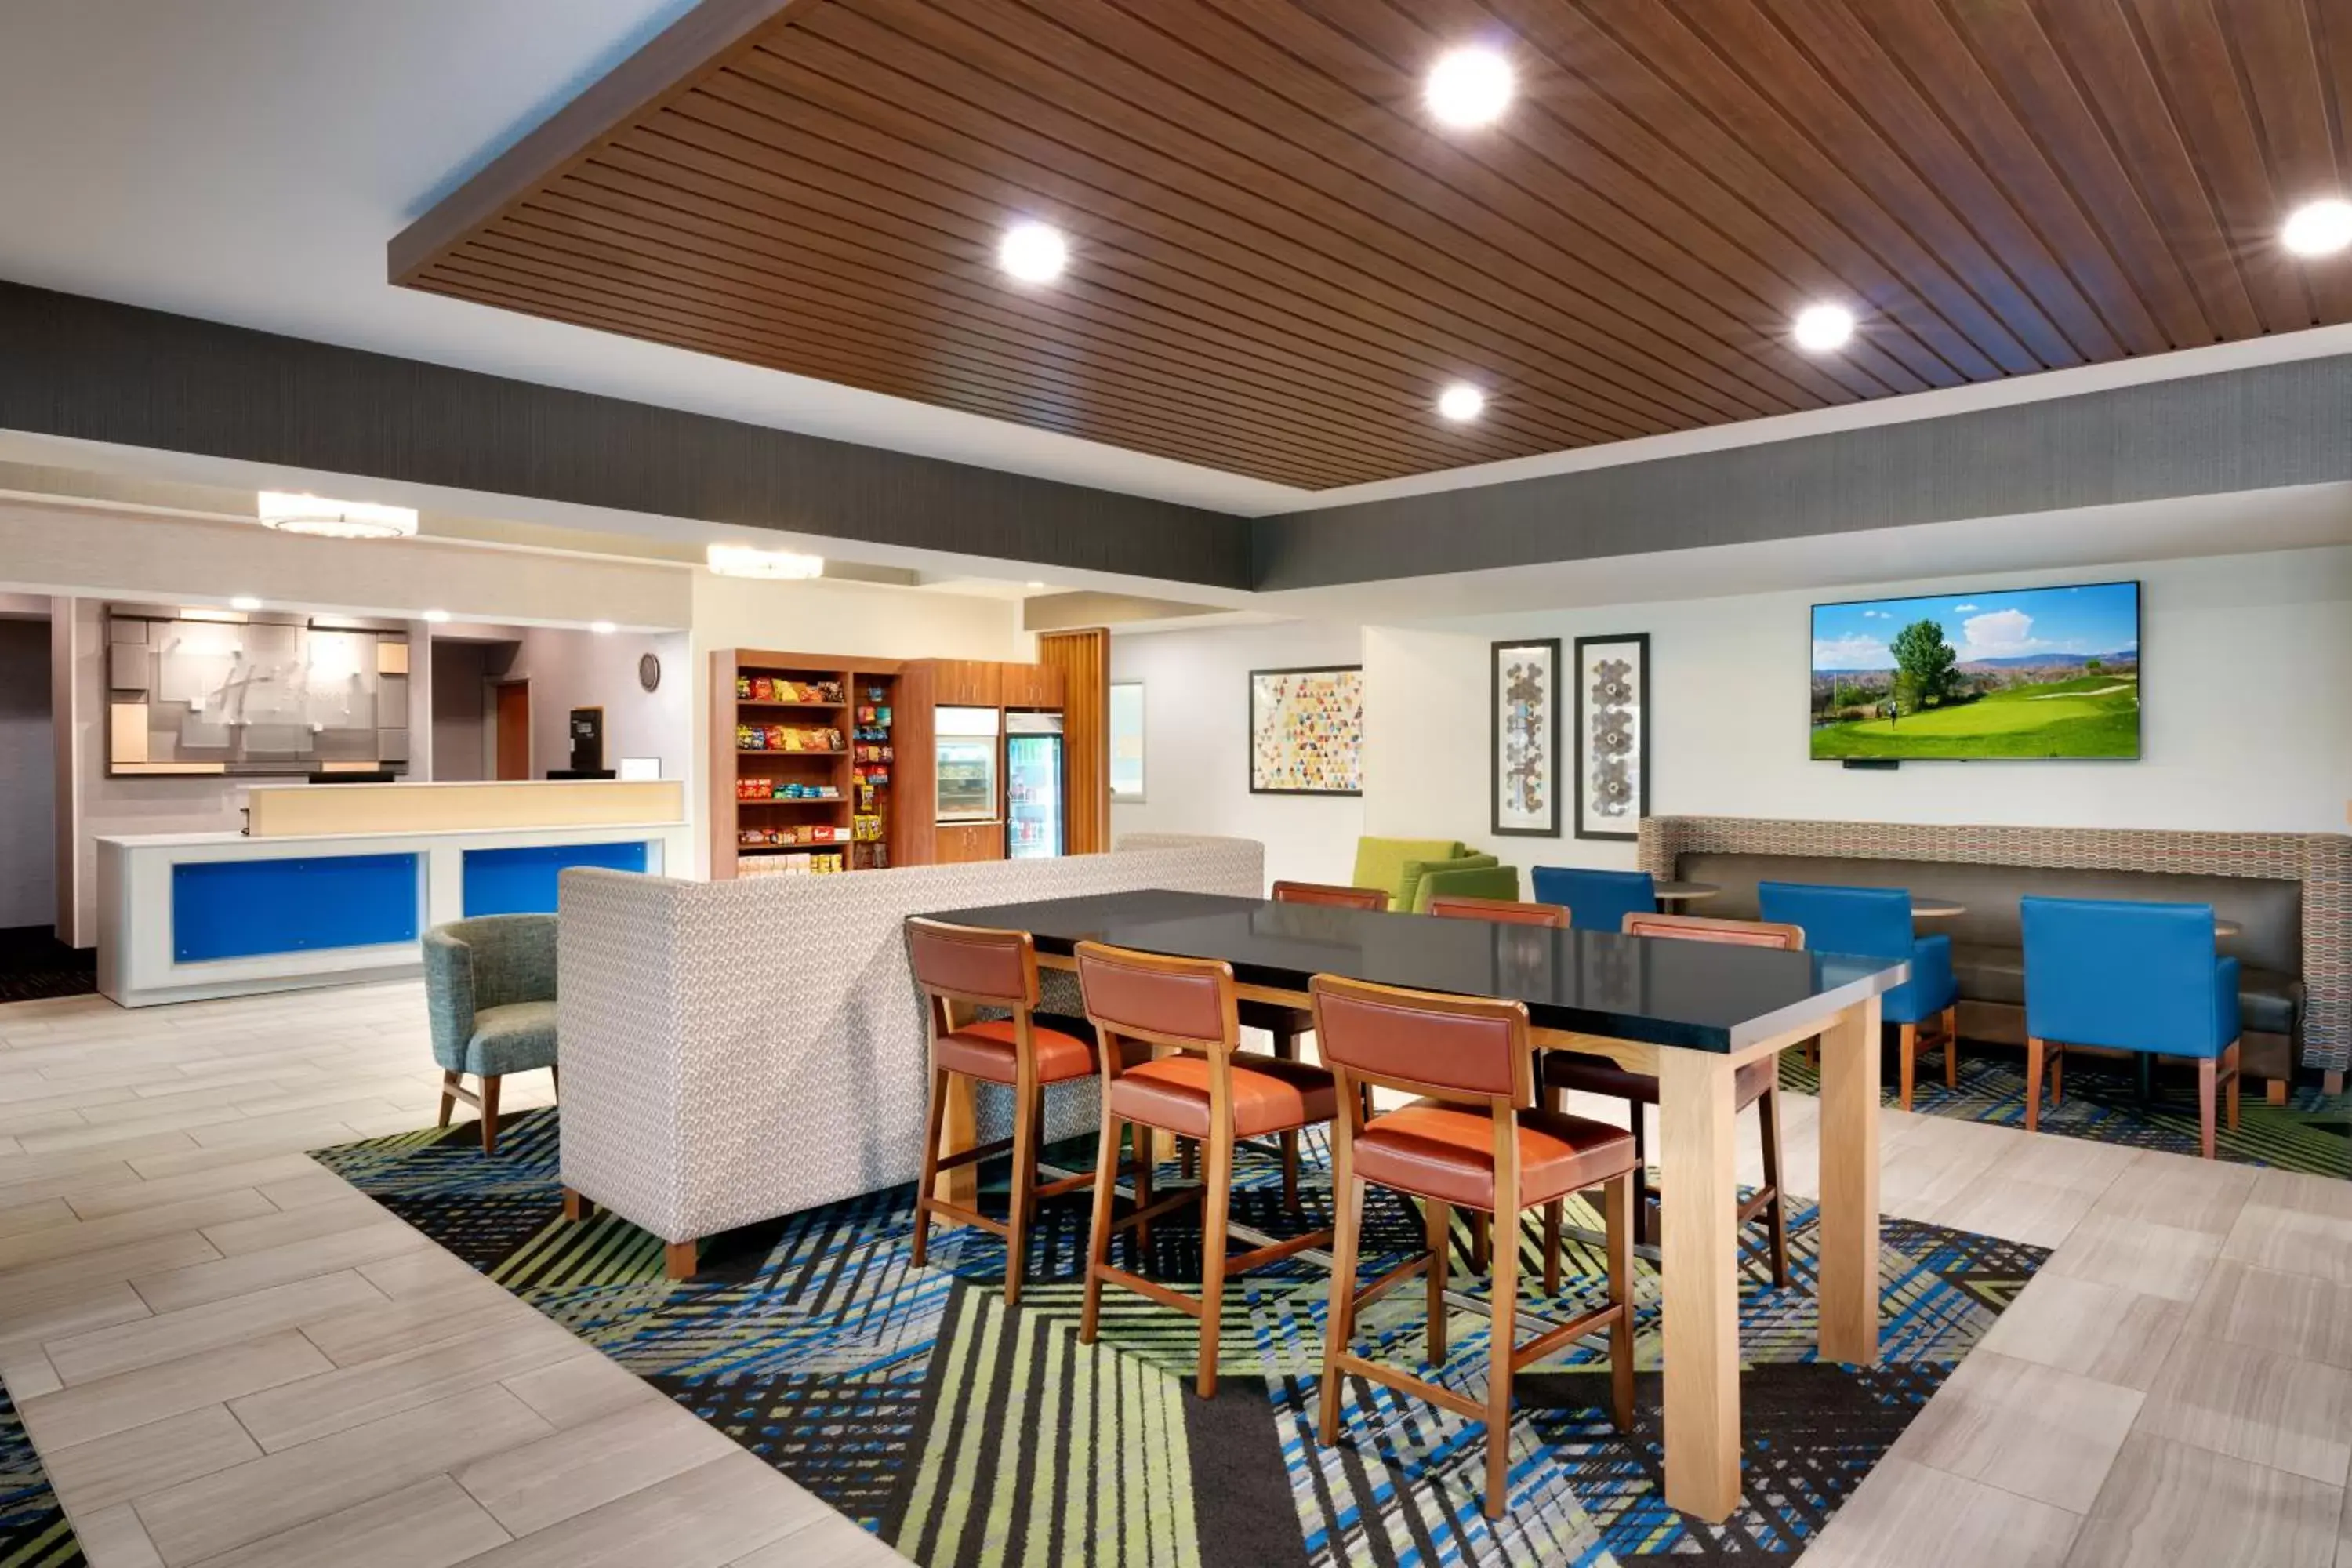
left=921, top=889, right=1908, bottom=1054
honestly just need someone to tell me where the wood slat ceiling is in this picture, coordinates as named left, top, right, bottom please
left=393, top=0, right=2352, bottom=490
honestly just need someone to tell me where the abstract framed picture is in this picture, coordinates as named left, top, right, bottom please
left=1248, top=665, right=1363, bottom=796
left=1490, top=637, right=1560, bottom=837
left=1574, top=633, right=1650, bottom=840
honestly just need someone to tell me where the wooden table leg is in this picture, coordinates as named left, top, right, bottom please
left=1815, top=996, right=1882, bottom=1367
left=1657, top=1048, right=1740, bottom=1522
left=938, top=1074, right=978, bottom=1207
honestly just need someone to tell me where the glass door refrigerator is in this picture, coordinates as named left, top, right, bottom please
left=1004, top=711, right=1065, bottom=858
left=934, top=706, right=1000, bottom=828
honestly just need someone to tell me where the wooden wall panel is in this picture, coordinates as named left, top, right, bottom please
left=1038, top=629, right=1109, bottom=855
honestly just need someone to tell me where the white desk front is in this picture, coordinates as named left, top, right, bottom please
left=96, top=819, right=690, bottom=1007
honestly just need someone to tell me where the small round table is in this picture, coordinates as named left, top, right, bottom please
left=1910, top=897, right=1965, bottom=919
left=1653, top=881, right=1719, bottom=905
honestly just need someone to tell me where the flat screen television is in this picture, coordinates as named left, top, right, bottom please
left=1810, top=580, right=2141, bottom=761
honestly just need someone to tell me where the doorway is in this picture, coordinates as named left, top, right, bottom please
left=493, top=680, right=531, bottom=781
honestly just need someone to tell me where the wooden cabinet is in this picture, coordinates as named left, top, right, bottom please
left=933, top=822, right=1004, bottom=863
left=999, top=661, right=1064, bottom=709
left=928, top=660, right=1001, bottom=706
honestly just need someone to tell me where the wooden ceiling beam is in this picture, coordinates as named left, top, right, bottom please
left=387, top=0, right=818, bottom=285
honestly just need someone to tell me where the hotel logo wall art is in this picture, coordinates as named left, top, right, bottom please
left=1575, top=633, right=1650, bottom=841
left=1248, top=665, right=1363, bottom=796
left=1491, top=637, right=1561, bottom=837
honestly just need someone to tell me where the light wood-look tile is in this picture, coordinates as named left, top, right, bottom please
left=131, top=1221, right=428, bottom=1315
left=2063, top=1432, right=2340, bottom=1568
left=0, top=1191, right=274, bottom=1273
left=0, top=1234, right=222, bottom=1319
left=1926, top=1174, right=2100, bottom=1250
left=1892, top=1349, right=2143, bottom=1512
left=2042, top=1214, right=2226, bottom=1303
left=132, top=1384, right=553, bottom=1565
left=178, top=1474, right=509, bottom=1568
left=496, top=1352, right=653, bottom=1431
left=250, top=1171, right=361, bottom=1211
left=40, top=1403, right=260, bottom=1515
left=2220, top=1200, right=2352, bottom=1287
left=198, top=1197, right=406, bottom=1257
left=21, top=1330, right=329, bottom=1450
left=232, top=1317, right=589, bottom=1452
left=452, top=1449, right=834, bottom=1568
left=727, top=1514, right=910, bottom=1566
left=296, top=1275, right=540, bottom=1368
left=2135, top=1334, right=2352, bottom=1485
left=2184, top=1261, right=2352, bottom=1373
left=2249, top=1169, right=2352, bottom=1223
left=1799, top=1453, right=2078, bottom=1568
left=2085, top=1149, right=2258, bottom=1236
left=0, top=1342, right=61, bottom=1399
left=1976, top=1274, right=2189, bottom=1392
left=454, top=1395, right=744, bottom=1534
left=65, top=1501, right=165, bottom=1568
left=62, top=1156, right=323, bottom=1221
left=48, top=1270, right=385, bottom=1385
left=0, top=1197, right=78, bottom=1238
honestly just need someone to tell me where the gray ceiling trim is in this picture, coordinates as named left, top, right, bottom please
left=0, top=281, right=1252, bottom=589
left=1250, top=355, right=2352, bottom=590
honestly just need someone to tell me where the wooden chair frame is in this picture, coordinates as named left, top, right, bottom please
left=1076, top=941, right=1335, bottom=1398
left=1423, top=894, right=1572, bottom=926
left=2026, top=1034, right=2241, bottom=1157
left=1544, top=912, right=1803, bottom=1288
left=1309, top=973, right=1635, bottom=1521
left=907, top=919, right=1150, bottom=1307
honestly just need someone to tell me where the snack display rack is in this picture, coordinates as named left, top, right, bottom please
left=710, top=650, right=900, bottom=880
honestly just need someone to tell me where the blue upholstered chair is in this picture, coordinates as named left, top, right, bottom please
left=2021, top=897, right=2241, bottom=1157
left=423, top=914, right=559, bottom=1155
left=1530, top=867, right=1657, bottom=934
left=1756, top=882, right=1960, bottom=1108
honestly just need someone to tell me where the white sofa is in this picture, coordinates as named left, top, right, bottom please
left=554, top=835, right=1265, bottom=1264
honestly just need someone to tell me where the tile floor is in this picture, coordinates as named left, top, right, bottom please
left=0, top=981, right=2342, bottom=1566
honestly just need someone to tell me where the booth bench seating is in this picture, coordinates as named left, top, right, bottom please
left=1638, top=817, right=2352, bottom=1098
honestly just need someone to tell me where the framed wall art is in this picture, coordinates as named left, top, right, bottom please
left=1574, top=633, right=1650, bottom=840
left=1490, top=637, right=1560, bottom=837
left=1248, top=665, right=1363, bottom=796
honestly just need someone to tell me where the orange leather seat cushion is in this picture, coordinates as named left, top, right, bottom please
left=1544, top=1051, right=1777, bottom=1110
left=932, top=1016, right=1100, bottom=1084
left=1352, top=1100, right=1637, bottom=1211
left=1109, top=1053, right=1338, bottom=1138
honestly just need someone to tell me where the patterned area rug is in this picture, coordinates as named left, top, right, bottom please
left=1780, top=1046, right=2350, bottom=1177
left=0, top=931, right=94, bottom=1007
left=0, top=1379, right=83, bottom=1566
left=315, top=1111, right=2046, bottom=1567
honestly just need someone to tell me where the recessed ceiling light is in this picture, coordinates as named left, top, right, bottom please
left=421, top=608, right=451, bottom=623
left=707, top=543, right=824, bottom=580
left=996, top=221, right=1069, bottom=285
left=1437, top=383, right=1486, bottom=423
left=254, top=491, right=418, bottom=539
left=1425, top=46, right=1514, bottom=129
left=1025, top=580, right=1045, bottom=590
left=1792, top=303, right=1857, bottom=354
left=229, top=596, right=262, bottom=612
left=2282, top=198, right=2352, bottom=258
left=590, top=621, right=616, bottom=635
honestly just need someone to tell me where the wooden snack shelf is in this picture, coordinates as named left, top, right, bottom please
left=710, top=649, right=902, bottom=881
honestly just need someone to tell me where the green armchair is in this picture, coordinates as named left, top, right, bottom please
left=1351, top=837, right=1493, bottom=910
left=423, top=914, right=559, bottom=1154
left=1410, top=862, right=1523, bottom=912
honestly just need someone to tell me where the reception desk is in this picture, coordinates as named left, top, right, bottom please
left=97, top=779, right=689, bottom=1007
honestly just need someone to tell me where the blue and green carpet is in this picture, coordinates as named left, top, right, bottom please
left=0, top=1379, right=81, bottom=1567
left=314, top=1112, right=2046, bottom=1567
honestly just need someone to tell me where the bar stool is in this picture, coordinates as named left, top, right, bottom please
left=1218, top=879, right=1387, bottom=1200
left=1542, top=912, right=1801, bottom=1287
left=906, top=918, right=1154, bottom=1306
left=1425, top=893, right=1573, bottom=1270
left=1076, top=940, right=1338, bottom=1398
left=1310, top=971, right=1638, bottom=1521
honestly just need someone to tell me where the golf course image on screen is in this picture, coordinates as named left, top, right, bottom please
left=1810, top=581, right=2140, bottom=760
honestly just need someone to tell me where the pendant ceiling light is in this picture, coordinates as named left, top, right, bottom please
left=255, top=492, right=419, bottom=539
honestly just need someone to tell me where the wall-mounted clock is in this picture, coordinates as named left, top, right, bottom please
left=638, top=652, right=661, bottom=692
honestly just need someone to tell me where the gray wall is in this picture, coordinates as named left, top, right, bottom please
left=0, top=617, right=55, bottom=931
left=429, top=641, right=493, bottom=782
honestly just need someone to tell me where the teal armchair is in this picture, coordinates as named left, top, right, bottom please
left=423, top=914, right=559, bottom=1154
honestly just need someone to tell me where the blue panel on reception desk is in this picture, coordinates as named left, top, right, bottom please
left=463, top=840, right=649, bottom=917
left=172, top=854, right=420, bottom=963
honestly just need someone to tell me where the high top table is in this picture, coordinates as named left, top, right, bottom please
left=924, top=888, right=1908, bottom=1521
